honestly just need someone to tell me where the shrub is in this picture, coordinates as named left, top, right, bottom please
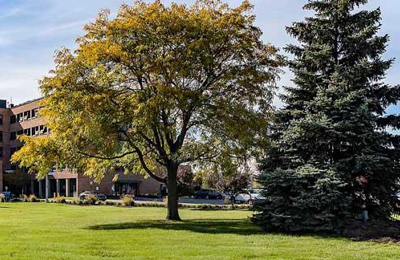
left=106, top=201, right=116, bottom=206
left=84, top=194, right=98, bottom=205
left=53, top=196, right=66, bottom=204
left=21, top=195, right=29, bottom=202
left=28, top=195, right=38, bottom=202
left=122, top=195, right=135, bottom=207
left=19, top=195, right=39, bottom=203
left=135, top=202, right=164, bottom=207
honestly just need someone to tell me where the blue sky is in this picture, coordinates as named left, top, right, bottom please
left=0, top=0, right=399, bottom=114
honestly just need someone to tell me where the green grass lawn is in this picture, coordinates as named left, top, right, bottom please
left=0, top=203, right=399, bottom=260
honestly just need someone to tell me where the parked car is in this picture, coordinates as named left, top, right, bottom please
left=234, top=189, right=265, bottom=204
left=194, top=189, right=223, bottom=200
left=234, top=193, right=251, bottom=204
left=95, top=192, right=107, bottom=201
left=79, top=191, right=107, bottom=201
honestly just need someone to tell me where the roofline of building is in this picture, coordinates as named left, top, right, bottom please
left=11, top=97, right=44, bottom=108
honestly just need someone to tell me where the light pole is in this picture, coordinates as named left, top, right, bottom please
left=45, top=175, right=49, bottom=203
left=45, top=168, right=54, bottom=203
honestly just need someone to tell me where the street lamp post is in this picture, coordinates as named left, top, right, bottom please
left=45, top=168, right=54, bottom=203
left=45, top=175, right=49, bottom=203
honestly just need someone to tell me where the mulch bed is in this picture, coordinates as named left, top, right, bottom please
left=341, top=219, right=400, bottom=243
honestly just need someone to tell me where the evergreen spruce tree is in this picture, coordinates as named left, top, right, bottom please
left=253, top=0, right=400, bottom=233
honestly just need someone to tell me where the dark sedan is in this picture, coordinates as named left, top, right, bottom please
left=194, top=189, right=223, bottom=200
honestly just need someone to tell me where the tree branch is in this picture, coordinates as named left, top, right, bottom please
left=134, top=146, right=167, bottom=183
left=78, top=151, right=136, bottom=160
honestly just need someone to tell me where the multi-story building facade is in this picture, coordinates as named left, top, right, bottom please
left=0, top=98, right=162, bottom=197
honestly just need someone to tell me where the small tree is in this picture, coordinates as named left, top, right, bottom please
left=177, top=166, right=197, bottom=197
left=12, top=0, right=281, bottom=220
left=199, top=150, right=252, bottom=196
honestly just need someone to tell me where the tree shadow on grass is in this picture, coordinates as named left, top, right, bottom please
left=87, top=218, right=400, bottom=242
left=87, top=219, right=263, bottom=236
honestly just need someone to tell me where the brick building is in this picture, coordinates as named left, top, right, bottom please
left=0, top=98, right=162, bottom=197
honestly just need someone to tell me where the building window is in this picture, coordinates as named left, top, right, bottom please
left=24, top=110, right=31, bottom=121
left=17, top=113, right=23, bottom=123
left=40, top=125, right=48, bottom=135
left=0, top=114, right=3, bottom=125
left=10, top=132, right=16, bottom=141
left=10, top=148, right=17, bottom=156
left=32, top=126, right=39, bottom=136
left=0, top=148, right=3, bottom=158
left=10, top=115, right=16, bottom=124
left=32, top=108, right=39, bottom=118
left=24, top=128, right=31, bottom=136
left=0, top=131, right=2, bottom=142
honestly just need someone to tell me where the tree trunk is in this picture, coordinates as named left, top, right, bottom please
left=166, top=164, right=181, bottom=221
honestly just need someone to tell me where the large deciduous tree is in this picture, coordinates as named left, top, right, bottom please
left=12, top=0, right=281, bottom=220
left=253, top=0, right=400, bottom=233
